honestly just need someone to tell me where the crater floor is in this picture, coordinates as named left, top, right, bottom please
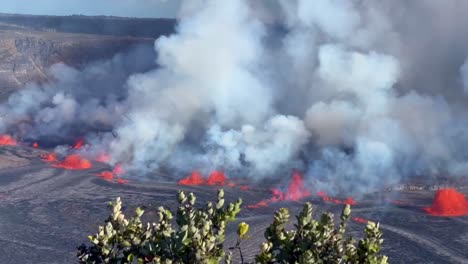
left=0, top=146, right=466, bottom=263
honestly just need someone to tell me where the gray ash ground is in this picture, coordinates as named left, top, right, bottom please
left=0, top=146, right=466, bottom=263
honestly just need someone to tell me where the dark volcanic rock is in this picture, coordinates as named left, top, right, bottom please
left=0, top=14, right=176, bottom=100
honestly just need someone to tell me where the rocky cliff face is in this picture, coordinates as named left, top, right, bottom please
left=0, top=14, right=175, bottom=100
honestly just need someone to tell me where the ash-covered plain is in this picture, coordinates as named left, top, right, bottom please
left=0, top=146, right=466, bottom=263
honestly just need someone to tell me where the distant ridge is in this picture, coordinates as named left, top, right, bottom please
left=0, top=13, right=177, bottom=38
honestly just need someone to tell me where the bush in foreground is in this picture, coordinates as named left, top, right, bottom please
left=77, top=190, right=387, bottom=264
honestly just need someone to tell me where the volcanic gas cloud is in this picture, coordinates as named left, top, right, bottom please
left=423, top=188, right=468, bottom=217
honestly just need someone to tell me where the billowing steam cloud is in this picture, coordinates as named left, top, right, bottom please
left=3, top=0, right=468, bottom=195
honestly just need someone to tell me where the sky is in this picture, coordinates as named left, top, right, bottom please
left=0, top=0, right=181, bottom=18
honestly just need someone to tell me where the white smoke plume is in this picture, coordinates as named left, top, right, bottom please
left=3, top=0, right=468, bottom=195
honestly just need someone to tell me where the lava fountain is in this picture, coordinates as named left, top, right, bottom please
left=247, top=170, right=310, bottom=208
left=423, top=188, right=468, bottom=217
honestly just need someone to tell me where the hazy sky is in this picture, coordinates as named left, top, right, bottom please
left=0, top=0, right=181, bottom=18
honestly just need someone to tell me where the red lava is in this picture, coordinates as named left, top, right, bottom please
left=317, top=191, right=356, bottom=205
left=40, top=152, right=57, bottom=162
left=97, top=171, right=113, bottom=180
left=116, top=178, right=129, bottom=184
left=423, top=188, right=468, bottom=217
left=32, top=142, right=38, bottom=148
left=352, top=217, right=368, bottom=224
left=206, top=171, right=226, bottom=186
left=178, top=171, right=205, bottom=186
left=240, top=185, right=248, bottom=191
left=52, top=154, right=92, bottom=170
left=112, top=163, right=124, bottom=175
left=73, top=137, right=84, bottom=149
left=178, top=170, right=230, bottom=186
left=0, top=135, right=17, bottom=146
left=247, top=170, right=310, bottom=208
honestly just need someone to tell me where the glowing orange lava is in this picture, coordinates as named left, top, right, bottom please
left=112, top=163, right=124, bottom=175
left=116, top=178, right=129, bottom=184
left=32, top=142, right=38, bottom=148
left=178, top=171, right=205, bottom=185
left=317, top=191, right=356, bottom=205
left=352, top=217, right=368, bottom=224
left=97, top=171, right=113, bottom=180
left=40, top=152, right=56, bottom=162
left=206, top=171, right=226, bottom=186
left=247, top=171, right=310, bottom=208
left=0, top=135, right=17, bottom=146
left=52, top=154, right=92, bottom=170
left=73, top=138, right=84, bottom=149
left=423, top=188, right=468, bottom=217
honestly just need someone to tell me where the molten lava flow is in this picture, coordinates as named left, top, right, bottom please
left=352, top=217, right=368, bottom=224
left=423, top=188, right=468, bottom=217
left=52, top=154, right=92, bottom=170
left=240, top=185, right=248, bottom=191
left=95, top=153, right=110, bottom=163
left=206, top=171, right=226, bottom=186
left=247, top=171, right=310, bottom=208
left=97, top=171, right=113, bottom=181
left=116, top=178, right=129, bottom=184
left=0, top=135, right=17, bottom=146
left=73, top=137, right=84, bottom=149
left=112, top=163, right=124, bottom=175
left=178, top=171, right=205, bottom=185
left=32, top=142, right=38, bottom=148
left=40, top=152, right=56, bottom=162
left=343, top=197, right=357, bottom=205
left=177, top=170, right=233, bottom=186
left=317, top=191, right=356, bottom=205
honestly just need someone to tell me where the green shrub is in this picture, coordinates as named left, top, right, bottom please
left=77, top=191, right=388, bottom=264
left=255, top=203, right=388, bottom=264
left=77, top=189, right=242, bottom=263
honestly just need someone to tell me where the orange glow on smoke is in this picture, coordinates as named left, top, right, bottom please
left=112, top=163, right=124, bottom=175
left=52, top=154, right=92, bottom=170
left=95, top=153, right=110, bottom=163
left=247, top=171, right=310, bottom=208
left=423, top=188, right=468, bottom=217
left=32, top=142, right=38, bottom=148
left=206, top=171, right=226, bottom=186
left=178, top=171, right=205, bottom=185
left=40, top=152, right=56, bottom=162
left=73, top=137, right=84, bottom=149
left=0, top=135, right=17, bottom=146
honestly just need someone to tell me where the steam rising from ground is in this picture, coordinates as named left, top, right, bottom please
left=3, top=0, right=468, bottom=195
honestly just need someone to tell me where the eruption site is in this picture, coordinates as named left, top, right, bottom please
left=1, top=0, right=468, bottom=204
left=52, top=154, right=92, bottom=170
left=178, top=171, right=234, bottom=187
left=0, top=135, right=17, bottom=146
left=423, top=189, right=468, bottom=217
